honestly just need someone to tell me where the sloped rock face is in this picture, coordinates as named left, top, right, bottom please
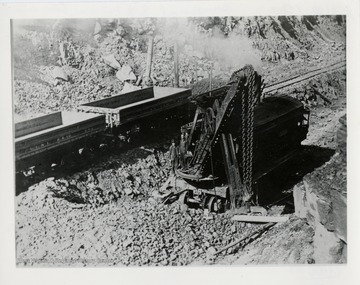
left=293, top=153, right=346, bottom=263
left=337, top=115, right=346, bottom=157
left=232, top=15, right=345, bottom=63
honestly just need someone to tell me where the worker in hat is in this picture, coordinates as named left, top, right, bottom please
left=179, top=133, right=187, bottom=169
left=169, top=139, right=178, bottom=175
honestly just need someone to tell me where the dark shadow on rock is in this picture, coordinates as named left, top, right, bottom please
left=302, top=16, right=318, bottom=31
left=256, top=145, right=335, bottom=210
left=269, top=17, right=286, bottom=40
left=14, top=118, right=182, bottom=196
left=335, top=15, right=345, bottom=26
left=278, top=16, right=299, bottom=40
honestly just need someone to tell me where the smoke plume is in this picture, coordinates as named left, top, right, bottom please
left=157, top=18, right=262, bottom=74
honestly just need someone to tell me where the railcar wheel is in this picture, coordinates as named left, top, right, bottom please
left=179, top=190, right=193, bottom=205
left=207, top=196, right=216, bottom=212
left=204, top=107, right=216, bottom=135
left=201, top=195, right=210, bottom=209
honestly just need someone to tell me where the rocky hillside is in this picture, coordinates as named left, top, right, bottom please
left=13, top=16, right=345, bottom=119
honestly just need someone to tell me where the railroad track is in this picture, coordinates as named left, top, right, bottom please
left=263, top=60, right=346, bottom=94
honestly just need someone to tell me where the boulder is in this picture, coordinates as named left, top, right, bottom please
left=103, top=54, right=121, bottom=70
left=93, top=34, right=101, bottom=42
left=116, top=65, right=137, bottom=82
left=116, top=26, right=125, bottom=36
left=314, top=222, right=346, bottom=263
left=52, top=66, right=68, bottom=81
left=294, top=155, right=347, bottom=264
left=121, top=82, right=141, bottom=94
left=124, top=188, right=133, bottom=195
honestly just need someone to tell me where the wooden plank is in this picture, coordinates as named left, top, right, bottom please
left=228, top=133, right=243, bottom=195
left=220, top=133, right=236, bottom=208
left=15, top=112, right=62, bottom=138
left=231, top=215, right=289, bottom=223
left=213, top=222, right=276, bottom=256
left=188, top=108, right=200, bottom=147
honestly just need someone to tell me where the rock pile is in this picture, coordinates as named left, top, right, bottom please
left=16, top=182, right=259, bottom=267
left=46, top=147, right=170, bottom=207
left=16, top=146, right=263, bottom=266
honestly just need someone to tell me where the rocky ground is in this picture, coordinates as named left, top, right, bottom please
left=14, top=16, right=347, bottom=266
left=15, top=63, right=346, bottom=266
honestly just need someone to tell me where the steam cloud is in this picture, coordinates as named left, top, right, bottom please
left=157, top=18, right=262, bottom=74
left=12, top=18, right=262, bottom=74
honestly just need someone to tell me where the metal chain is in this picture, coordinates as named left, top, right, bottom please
left=246, top=74, right=252, bottom=185
left=241, top=81, right=247, bottom=200
left=247, top=71, right=256, bottom=197
left=227, top=66, right=259, bottom=204
left=241, top=67, right=256, bottom=202
left=244, top=72, right=252, bottom=196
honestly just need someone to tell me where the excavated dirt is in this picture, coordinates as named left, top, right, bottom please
left=14, top=16, right=346, bottom=266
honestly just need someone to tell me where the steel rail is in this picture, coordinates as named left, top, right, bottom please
left=263, top=60, right=346, bottom=94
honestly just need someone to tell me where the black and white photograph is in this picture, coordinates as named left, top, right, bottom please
left=12, top=14, right=348, bottom=266
left=1, top=0, right=360, bottom=284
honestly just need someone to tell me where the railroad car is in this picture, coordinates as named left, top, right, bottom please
left=14, top=86, right=193, bottom=174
